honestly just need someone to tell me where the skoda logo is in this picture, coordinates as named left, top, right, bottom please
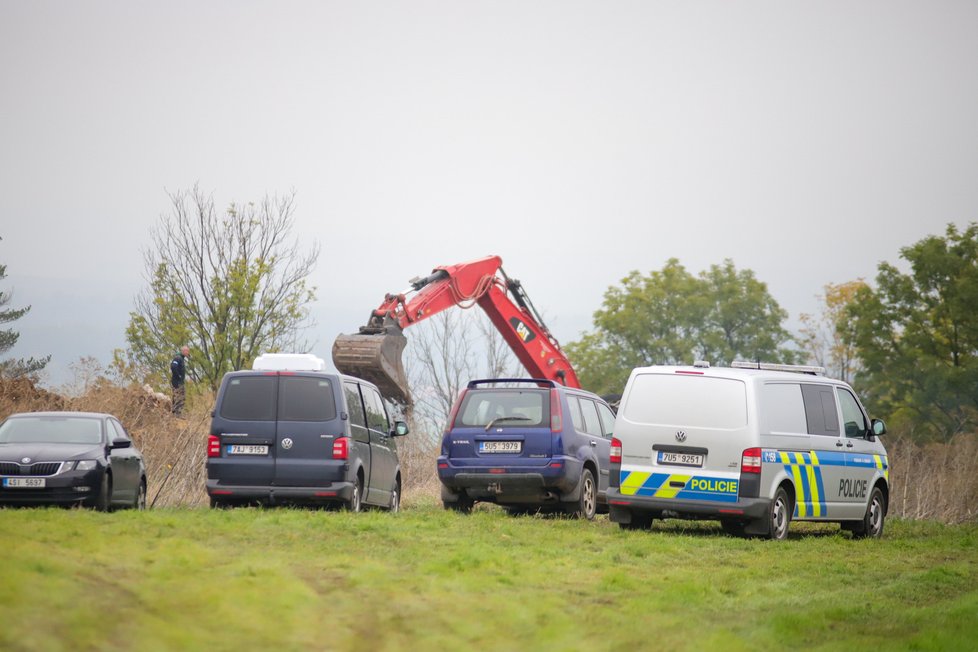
left=675, top=431, right=687, bottom=443
left=21, top=457, right=31, bottom=464
left=281, top=438, right=293, bottom=450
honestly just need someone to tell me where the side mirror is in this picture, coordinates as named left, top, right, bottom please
left=391, top=421, right=409, bottom=437
left=872, top=419, right=887, bottom=436
left=111, top=437, right=132, bottom=449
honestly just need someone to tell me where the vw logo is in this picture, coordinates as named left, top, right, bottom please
left=675, top=431, right=687, bottom=443
left=281, top=438, right=293, bottom=450
left=21, top=457, right=31, bottom=464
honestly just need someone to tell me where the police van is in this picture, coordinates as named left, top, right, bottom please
left=607, top=361, right=889, bottom=539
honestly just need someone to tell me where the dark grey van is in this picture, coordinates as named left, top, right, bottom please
left=205, top=354, right=408, bottom=511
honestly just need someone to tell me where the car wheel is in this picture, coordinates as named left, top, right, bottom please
left=94, top=472, right=112, bottom=513
left=618, top=511, right=653, bottom=530
left=443, top=493, right=473, bottom=514
left=133, top=479, right=147, bottom=510
left=851, top=487, right=886, bottom=539
left=721, top=519, right=746, bottom=537
left=346, top=476, right=363, bottom=513
left=764, top=487, right=792, bottom=540
left=388, top=481, right=400, bottom=513
left=574, top=468, right=597, bottom=520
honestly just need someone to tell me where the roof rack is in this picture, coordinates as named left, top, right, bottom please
left=467, top=378, right=556, bottom=389
left=731, top=360, right=825, bottom=376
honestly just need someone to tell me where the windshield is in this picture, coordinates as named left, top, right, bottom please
left=0, top=416, right=104, bottom=445
left=455, top=390, right=549, bottom=428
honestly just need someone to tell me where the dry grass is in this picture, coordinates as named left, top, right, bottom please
left=5, top=376, right=976, bottom=522
left=886, top=433, right=978, bottom=524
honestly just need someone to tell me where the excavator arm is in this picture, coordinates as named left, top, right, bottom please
left=331, top=255, right=580, bottom=406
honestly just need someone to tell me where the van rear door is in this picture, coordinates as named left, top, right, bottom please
left=618, top=372, right=747, bottom=501
left=273, top=374, right=343, bottom=487
left=211, top=374, right=279, bottom=487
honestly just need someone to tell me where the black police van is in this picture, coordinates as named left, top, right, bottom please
left=206, top=354, right=408, bottom=511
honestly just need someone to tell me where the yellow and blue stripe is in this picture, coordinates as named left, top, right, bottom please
left=619, top=471, right=739, bottom=503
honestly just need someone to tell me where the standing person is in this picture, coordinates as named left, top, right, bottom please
left=170, top=345, right=190, bottom=416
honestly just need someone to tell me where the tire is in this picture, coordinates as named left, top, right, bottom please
left=721, top=519, right=746, bottom=537
left=850, top=487, right=886, bottom=539
left=93, top=472, right=112, bottom=513
left=573, top=469, right=597, bottom=521
left=443, top=493, right=473, bottom=514
left=763, top=487, right=792, bottom=540
left=133, top=479, right=147, bottom=510
left=346, top=476, right=363, bottom=513
left=618, top=511, right=653, bottom=530
left=388, top=480, right=400, bottom=513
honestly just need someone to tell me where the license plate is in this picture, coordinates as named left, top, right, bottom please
left=227, top=445, right=269, bottom=455
left=3, top=477, right=46, bottom=488
left=479, top=441, right=521, bottom=454
left=657, top=451, right=704, bottom=467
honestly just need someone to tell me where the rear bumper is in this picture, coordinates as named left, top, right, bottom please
left=206, top=480, right=355, bottom=505
left=437, top=455, right=582, bottom=503
left=607, top=490, right=770, bottom=523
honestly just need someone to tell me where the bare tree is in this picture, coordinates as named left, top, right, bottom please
left=119, top=185, right=319, bottom=391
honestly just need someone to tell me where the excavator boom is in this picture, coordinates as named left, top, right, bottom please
left=331, top=255, right=579, bottom=407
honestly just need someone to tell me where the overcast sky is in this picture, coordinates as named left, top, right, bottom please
left=2, top=1, right=977, bottom=387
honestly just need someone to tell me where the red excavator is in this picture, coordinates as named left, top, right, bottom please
left=331, top=255, right=580, bottom=406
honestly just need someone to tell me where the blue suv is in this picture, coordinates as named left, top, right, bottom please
left=437, top=379, right=617, bottom=519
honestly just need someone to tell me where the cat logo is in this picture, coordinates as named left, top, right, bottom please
left=509, top=317, right=536, bottom=343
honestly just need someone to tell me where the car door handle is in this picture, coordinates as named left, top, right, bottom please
left=846, top=442, right=854, bottom=448
left=589, top=440, right=597, bottom=447
left=835, top=441, right=844, bottom=447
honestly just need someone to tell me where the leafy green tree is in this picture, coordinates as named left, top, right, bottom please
left=0, top=238, right=50, bottom=378
left=117, top=186, right=319, bottom=391
left=848, top=223, right=978, bottom=441
left=798, top=280, right=867, bottom=383
left=566, top=258, right=795, bottom=395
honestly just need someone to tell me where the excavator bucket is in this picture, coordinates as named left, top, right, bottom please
left=332, top=327, right=411, bottom=406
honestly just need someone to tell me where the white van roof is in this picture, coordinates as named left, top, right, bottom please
left=252, top=353, right=327, bottom=372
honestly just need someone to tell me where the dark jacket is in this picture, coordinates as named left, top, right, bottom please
left=170, top=353, right=187, bottom=388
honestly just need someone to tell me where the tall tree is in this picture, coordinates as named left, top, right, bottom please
left=118, top=186, right=319, bottom=391
left=848, top=223, right=978, bottom=441
left=798, top=280, right=867, bottom=383
left=0, top=238, right=50, bottom=378
left=566, top=258, right=795, bottom=395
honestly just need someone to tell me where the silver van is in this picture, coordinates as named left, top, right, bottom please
left=607, top=362, right=889, bottom=539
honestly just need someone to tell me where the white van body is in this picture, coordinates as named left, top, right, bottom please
left=607, top=363, right=889, bottom=539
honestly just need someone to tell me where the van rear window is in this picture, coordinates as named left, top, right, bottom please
left=455, top=390, right=549, bottom=428
left=220, top=376, right=278, bottom=421
left=219, top=375, right=337, bottom=422
left=621, top=374, right=747, bottom=429
left=279, top=377, right=336, bottom=422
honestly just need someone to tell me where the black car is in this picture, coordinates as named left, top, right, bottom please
left=0, top=411, right=147, bottom=511
left=437, top=379, right=617, bottom=519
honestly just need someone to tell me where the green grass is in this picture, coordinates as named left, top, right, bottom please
left=1, top=502, right=976, bottom=651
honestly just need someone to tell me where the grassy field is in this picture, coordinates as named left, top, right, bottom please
left=2, top=501, right=977, bottom=652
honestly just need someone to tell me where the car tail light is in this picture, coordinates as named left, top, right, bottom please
left=550, top=388, right=563, bottom=431
left=332, top=436, right=350, bottom=460
left=610, top=437, right=622, bottom=464
left=742, top=447, right=762, bottom=474
left=207, top=435, right=221, bottom=458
